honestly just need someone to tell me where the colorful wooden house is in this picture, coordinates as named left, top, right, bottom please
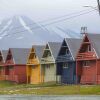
left=5, top=48, right=29, bottom=83
left=27, top=45, right=45, bottom=84
left=76, top=34, right=100, bottom=84
left=41, top=42, right=62, bottom=83
left=56, top=38, right=82, bottom=84
left=0, top=50, right=8, bottom=80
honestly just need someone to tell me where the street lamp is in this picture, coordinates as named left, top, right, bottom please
left=83, top=6, right=98, bottom=11
left=83, top=0, right=100, bottom=15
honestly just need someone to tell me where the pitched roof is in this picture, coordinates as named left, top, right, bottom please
left=2, top=50, right=8, bottom=62
left=48, top=42, right=62, bottom=60
left=65, top=38, right=82, bottom=60
left=9, top=48, right=30, bottom=64
left=86, top=33, right=100, bottom=58
left=32, top=45, right=45, bottom=62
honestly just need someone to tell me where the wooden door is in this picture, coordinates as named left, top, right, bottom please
left=30, top=65, right=40, bottom=84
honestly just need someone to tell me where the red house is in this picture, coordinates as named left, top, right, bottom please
left=5, top=48, right=29, bottom=83
left=76, top=33, right=100, bottom=84
left=0, top=50, right=8, bottom=80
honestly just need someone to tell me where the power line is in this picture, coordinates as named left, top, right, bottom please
left=2, top=9, right=95, bottom=37
left=0, top=8, right=95, bottom=31
left=40, top=10, right=95, bottom=26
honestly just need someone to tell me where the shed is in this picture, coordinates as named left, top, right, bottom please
left=76, top=33, right=100, bottom=84
left=56, top=38, right=82, bottom=84
left=27, top=45, right=45, bottom=84
left=41, top=42, right=62, bottom=82
left=5, top=48, right=30, bottom=83
left=0, top=50, right=8, bottom=80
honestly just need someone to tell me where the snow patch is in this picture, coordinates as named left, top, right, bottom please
left=1, top=32, right=7, bottom=37
left=0, top=37, right=2, bottom=39
left=18, top=16, right=33, bottom=34
left=0, top=19, right=12, bottom=33
left=16, top=36, right=24, bottom=39
left=51, top=27, right=70, bottom=38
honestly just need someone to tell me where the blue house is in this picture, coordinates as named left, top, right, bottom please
left=56, top=38, right=82, bottom=84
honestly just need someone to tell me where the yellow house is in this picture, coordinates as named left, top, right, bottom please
left=27, top=45, right=44, bottom=84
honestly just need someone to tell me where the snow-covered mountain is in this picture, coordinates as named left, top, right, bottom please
left=0, top=16, right=80, bottom=49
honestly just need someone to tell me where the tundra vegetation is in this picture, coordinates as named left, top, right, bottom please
left=0, top=81, right=100, bottom=95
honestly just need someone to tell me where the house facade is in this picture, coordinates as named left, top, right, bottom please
left=0, top=50, right=7, bottom=80
left=5, top=48, right=29, bottom=83
left=76, top=34, right=100, bottom=84
left=56, top=38, right=81, bottom=84
left=27, top=45, right=44, bottom=84
left=41, top=42, right=61, bottom=83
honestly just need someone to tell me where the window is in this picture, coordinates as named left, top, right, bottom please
left=0, top=66, right=3, bottom=70
left=9, top=66, right=13, bottom=70
left=87, top=45, right=91, bottom=52
left=63, top=63, right=68, bottom=68
left=34, top=55, right=36, bottom=58
left=47, top=52, right=51, bottom=57
left=47, top=65, right=50, bottom=69
left=83, top=61, right=90, bottom=67
left=32, top=66, right=36, bottom=69
left=66, top=49, right=69, bottom=55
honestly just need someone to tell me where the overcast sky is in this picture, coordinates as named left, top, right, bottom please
left=0, top=0, right=100, bottom=32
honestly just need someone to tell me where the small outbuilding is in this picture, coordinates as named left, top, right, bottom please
left=5, top=48, right=29, bottom=83
left=0, top=50, right=8, bottom=80
left=41, top=42, right=62, bottom=83
left=76, top=34, right=100, bottom=84
left=56, top=38, right=82, bottom=84
left=27, top=45, right=45, bottom=84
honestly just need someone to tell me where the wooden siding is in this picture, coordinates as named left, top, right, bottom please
left=0, top=66, right=5, bottom=80
left=5, top=65, right=27, bottom=83
left=80, top=60, right=96, bottom=84
left=76, top=60, right=97, bottom=84
left=56, top=39, right=76, bottom=84
left=76, top=35, right=97, bottom=61
left=30, top=65, right=41, bottom=84
left=61, top=62, right=76, bottom=84
left=76, top=35, right=100, bottom=84
left=97, top=60, right=100, bottom=84
left=5, top=50, right=14, bottom=65
left=41, top=56, right=54, bottom=64
left=42, top=64, right=56, bottom=82
left=27, top=47, right=42, bottom=84
left=56, top=54, right=73, bottom=62
left=41, top=44, right=57, bottom=83
left=27, top=64, right=41, bottom=84
left=77, top=52, right=96, bottom=60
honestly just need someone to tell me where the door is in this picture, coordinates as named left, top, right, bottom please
left=31, top=65, right=40, bottom=84
left=44, top=64, right=56, bottom=82
left=61, top=62, right=74, bottom=84
left=81, top=61, right=96, bottom=84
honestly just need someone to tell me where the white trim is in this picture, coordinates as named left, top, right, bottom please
left=7, top=49, right=15, bottom=64
left=93, top=47, right=98, bottom=59
left=88, top=35, right=99, bottom=59
left=41, top=43, right=55, bottom=63
left=65, top=39, right=74, bottom=60
left=48, top=43, right=55, bottom=62
left=1, top=51, right=5, bottom=63
left=26, top=47, right=32, bottom=64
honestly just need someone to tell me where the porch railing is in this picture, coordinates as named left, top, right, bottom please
left=76, top=52, right=97, bottom=60
left=56, top=55, right=73, bottom=62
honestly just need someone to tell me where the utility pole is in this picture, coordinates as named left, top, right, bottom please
left=97, top=0, right=100, bottom=15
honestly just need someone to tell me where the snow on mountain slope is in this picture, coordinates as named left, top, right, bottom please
left=0, top=16, right=62, bottom=49
left=0, top=16, right=81, bottom=50
left=56, top=26, right=80, bottom=38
